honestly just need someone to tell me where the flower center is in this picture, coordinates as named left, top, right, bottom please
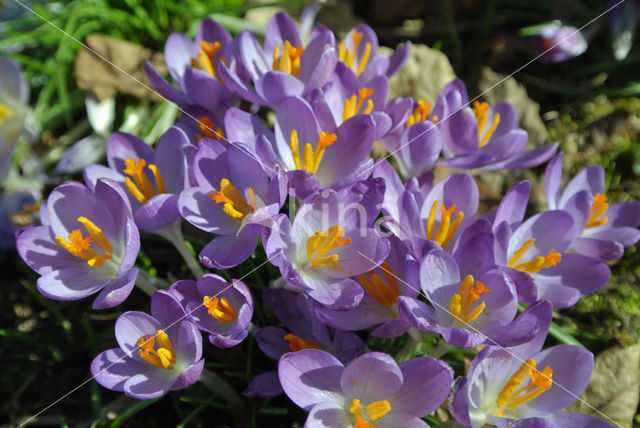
left=55, top=217, right=113, bottom=267
left=349, top=398, right=391, bottom=428
left=195, top=116, right=225, bottom=141
left=209, top=178, right=257, bottom=221
left=493, top=358, right=553, bottom=417
left=306, top=225, right=352, bottom=270
left=406, top=99, right=437, bottom=127
left=586, top=193, right=608, bottom=229
left=338, top=31, right=371, bottom=77
left=190, top=40, right=226, bottom=79
left=471, top=101, right=500, bottom=148
left=283, top=333, right=322, bottom=352
left=289, top=130, right=337, bottom=174
left=356, top=261, right=400, bottom=308
left=137, top=329, right=176, bottom=370
left=343, top=88, right=375, bottom=122
left=272, top=40, right=304, bottom=77
left=202, top=295, right=237, bottom=323
left=507, top=238, right=562, bottom=274
left=0, top=102, right=12, bottom=124
left=449, top=275, right=491, bottom=324
left=425, top=200, right=464, bottom=247
left=123, top=158, right=166, bottom=204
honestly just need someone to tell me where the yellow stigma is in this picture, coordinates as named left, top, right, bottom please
left=586, top=193, right=608, bottom=229
left=425, top=200, right=464, bottom=247
left=449, top=275, right=491, bottom=324
left=272, top=40, right=304, bottom=77
left=0, top=103, right=12, bottom=123
left=137, top=329, right=176, bottom=370
left=494, top=359, right=553, bottom=417
left=122, top=158, right=166, bottom=205
left=507, top=238, right=562, bottom=274
left=195, top=116, right=225, bottom=141
left=406, top=99, right=432, bottom=127
left=190, top=40, right=226, bottom=79
left=203, top=295, right=237, bottom=324
left=209, top=178, right=257, bottom=221
left=289, top=129, right=337, bottom=174
left=54, top=217, right=113, bottom=267
left=349, top=398, right=391, bottom=427
left=342, top=87, right=375, bottom=122
left=356, top=261, right=400, bottom=308
left=471, top=101, right=500, bottom=148
left=306, top=225, right=352, bottom=270
left=283, top=333, right=322, bottom=352
left=339, top=31, right=371, bottom=76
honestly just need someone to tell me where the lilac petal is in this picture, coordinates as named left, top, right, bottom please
left=199, top=233, right=257, bottom=269
left=543, top=412, right=615, bottom=427
left=119, top=217, right=141, bottom=274
left=224, top=107, right=273, bottom=149
left=452, top=219, right=495, bottom=277
left=256, top=71, right=305, bottom=107
left=390, top=356, right=453, bottom=417
left=124, top=367, right=178, bottom=399
left=218, top=63, right=264, bottom=105
left=495, top=181, right=531, bottom=229
left=396, top=121, right=442, bottom=178
left=306, top=277, right=364, bottom=310
left=328, top=230, right=390, bottom=278
left=397, top=296, right=436, bottom=332
left=306, top=401, right=348, bottom=427
left=449, top=377, right=471, bottom=426
left=420, top=249, right=460, bottom=294
left=570, top=237, right=624, bottom=261
left=508, top=210, right=574, bottom=257
left=106, top=131, right=154, bottom=173
left=560, top=165, right=606, bottom=208
left=480, top=129, right=528, bottom=160
left=522, top=345, right=593, bottom=415
left=441, top=108, right=479, bottom=157
left=606, top=201, right=640, bottom=228
left=178, top=188, right=239, bottom=235
left=196, top=17, right=232, bottom=46
left=0, top=55, right=28, bottom=103
left=143, top=62, right=190, bottom=106
left=254, top=326, right=291, bottom=359
left=316, top=298, right=391, bottom=331
left=164, top=32, right=196, bottom=83
left=151, top=291, right=189, bottom=335
left=134, top=194, right=180, bottom=231
left=586, top=226, right=640, bottom=247
left=274, top=97, right=321, bottom=169
left=421, top=173, right=479, bottom=227
left=37, top=268, right=109, bottom=302
left=210, top=330, right=248, bottom=348
left=340, top=352, right=403, bottom=400
left=501, top=267, right=538, bottom=303
left=491, top=143, right=558, bottom=170
left=91, top=268, right=138, bottom=309
left=376, top=417, right=427, bottom=428
left=544, top=153, right=563, bottom=210
left=386, top=42, right=410, bottom=77
left=115, top=311, right=161, bottom=358
left=243, top=371, right=284, bottom=398
left=264, top=12, right=302, bottom=56
left=83, top=164, right=124, bottom=192
left=183, top=68, right=231, bottom=114
left=278, top=349, right=344, bottom=411
left=508, top=300, right=553, bottom=360
left=299, top=37, right=338, bottom=94
left=171, top=359, right=204, bottom=391
left=17, top=225, right=82, bottom=275
left=91, top=348, right=138, bottom=392
left=562, top=190, right=591, bottom=236
left=373, top=159, right=404, bottom=221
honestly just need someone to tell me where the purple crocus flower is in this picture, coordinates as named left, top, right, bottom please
left=178, top=139, right=286, bottom=269
left=143, top=17, right=234, bottom=112
left=169, top=273, right=253, bottom=348
left=545, top=153, right=640, bottom=261
left=279, top=350, right=452, bottom=427
left=449, top=300, right=613, bottom=427
left=0, top=187, right=41, bottom=249
left=0, top=55, right=37, bottom=177
left=533, top=22, right=588, bottom=63
left=315, top=236, right=420, bottom=338
left=398, top=221, right=539, bottom=348
left=219, top=12, right=337, bottom=107
left=91, top=290, right=204, bottom=399
left=17, top=179, right=139, bottom=309
left=245, top=288, right=365, bottom=398
left=331, top=24, right=410, bottom=84
left=431, top=79, right=557, bottom=171
left=264, top=184, right=389, bottom=309
left=241, top=96, right=376, bottom=199
left=84, top=127, right=190, bottom=233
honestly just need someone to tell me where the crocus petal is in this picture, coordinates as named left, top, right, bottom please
left=17, top=225, right=82, bottom=275
left=243, top=371, right=284, bottom=398
left=560, top=165, right=606, bottom=208
left=264, top=12, right=302, bottom=55
left=386, top=42, right=410, bottom=77
left=494, top=181, right=531, bottom=229
left=134, top=194, right=180, bottom=232
left=183, top=68, right=231, bottom=112
left=306, top=401, right=349, bottom=428
left=544, top=153, right=563, bottom=210
left=570, top=237, right=624, bottom=261
left=37, top=268, right=110, bottom=302
left=256, top=71, right=305, bottom=107
left=340, top=352, right=403, bottom=400
left=124, top=367, right=178, bottom=400
left=486, top=143, right=558, bottom=171
left=543, top=412, right=615, bottom=427
left=278, top=349, right=344, bottom=411
left=171, top=359, right=204, bottom=391
left=300, top=37, right=338, bottom=94
left=92, top=268, right=138, bottom=310
left=143, top=62, right=190, bottom=106
left=199, top=233, right=257, bottom=269
left=115, top=311, right=161, bottom=358
left=91, top=348, right=139, bottom=392
left=306, top=277, right=364, bottom=310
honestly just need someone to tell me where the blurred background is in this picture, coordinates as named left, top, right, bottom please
left=1, top=0, right=640, bottom=426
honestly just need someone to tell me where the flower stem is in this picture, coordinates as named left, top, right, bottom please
left=135, top=272, right=158, bottom=296
left=198, top=369, right=246, bottom=421
left=429, top=341, right=453, bottom=359
left=158, top=220, right=204, bottom=278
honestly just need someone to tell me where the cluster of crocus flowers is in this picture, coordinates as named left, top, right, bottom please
left=11, top=10, right=633, bottom=425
